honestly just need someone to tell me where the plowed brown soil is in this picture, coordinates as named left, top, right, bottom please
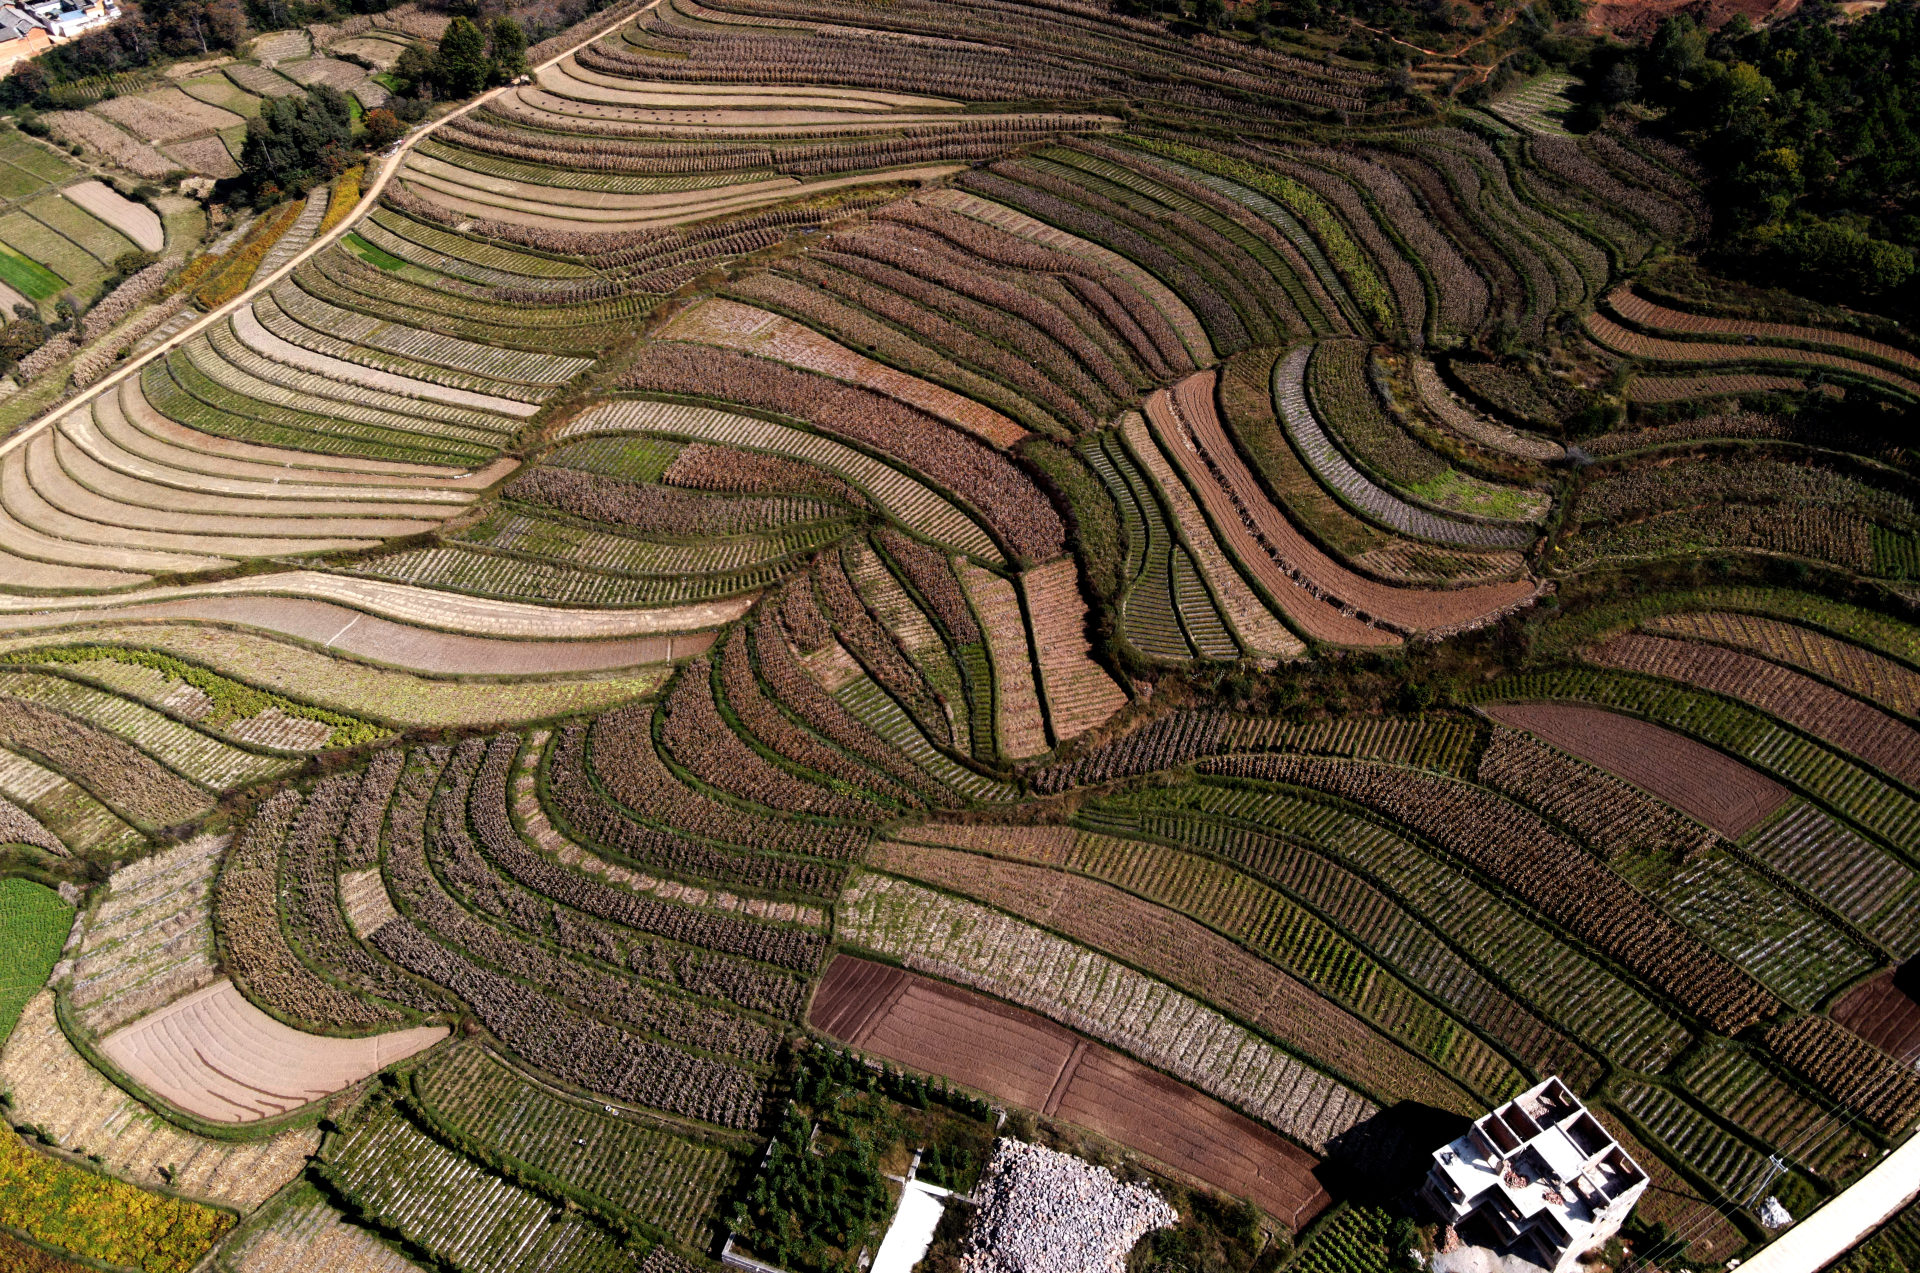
left=810, top=956, right=1331, bottom=1228
left=1483, top=702, right=1789, bottom=837
left=1834, top=969, right=1920, bottom=1064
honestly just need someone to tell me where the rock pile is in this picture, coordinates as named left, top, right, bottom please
left=961, top=1138, right=1177, bottom=1273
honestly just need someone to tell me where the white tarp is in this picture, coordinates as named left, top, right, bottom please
left=873, top=1179, right=949, bottom=1273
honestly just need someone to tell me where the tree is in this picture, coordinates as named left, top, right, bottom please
left=1598, top=59, right=1637, bottom=104
left=391, top=41, right=434, bottom=98
left=361, top=107, right=407, bottom=148
left=1763, top=217, right=1916, bottom=298
left=239, top=85, right=353, bottom=195
left=434, top=16, right=490, bottom=98
left=1646, top=14, right=1706, bottom=93
left=0, top=64, right=48, bottom=109
left=489, top=17, right=527, bottom=81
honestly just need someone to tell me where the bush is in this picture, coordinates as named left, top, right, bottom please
left=361, top=108, right=405, bottom=148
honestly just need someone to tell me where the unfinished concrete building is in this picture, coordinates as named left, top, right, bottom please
left=1423, top=1077, right=1649, bottom=1273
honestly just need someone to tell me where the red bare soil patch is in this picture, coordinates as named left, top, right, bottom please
left=1591, top=633, right=1920, bottom=785
left=811, top=956, right=1332, bottom=1228
left=1834, top=969, right=1920, bottom=1065
left=1483, top=702, right=1789, bottom=838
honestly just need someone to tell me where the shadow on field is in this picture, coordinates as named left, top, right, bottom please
left=1318, top=1101, right=1473, bottom=1207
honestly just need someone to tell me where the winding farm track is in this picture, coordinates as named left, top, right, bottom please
left=0, top=0, right=666, bottom=466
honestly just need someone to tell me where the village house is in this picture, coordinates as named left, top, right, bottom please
left=1424, top=1077, right=1650, bottom=1273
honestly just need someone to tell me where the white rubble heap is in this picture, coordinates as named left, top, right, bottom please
left=961, top=1138, right=1178, bottom=1273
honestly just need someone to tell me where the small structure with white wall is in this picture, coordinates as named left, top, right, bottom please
left=23, top=0, right=119, bottom=38
left=1423, top=1077, right=1648, bottom=1273
left=0, top=6, right=51, bottom=71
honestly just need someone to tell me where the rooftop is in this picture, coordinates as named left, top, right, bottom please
left=1425, top=1079, right=1648, bottom=1273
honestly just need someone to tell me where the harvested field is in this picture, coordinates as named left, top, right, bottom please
left=0, top=991, right=318, bottom=1208
left=1625, top=373, right=1805, bottom=403
left=1411, top=358, right=1562, bottom=461
left=218, top=1181, right=423, bottom=1273
left=1146, top=372, right=1538, bottom=643
left=1645, top=611, right=1920, bottom=718
left=1022, top=558, right=1126, bottom=743
left=0, top=2, right=1879, bottom=1258
left=0, top=692, right=212, bottom=830
left=559, top=398, right=1002, bottom=562
left=101, top=979, right=446, bottom=1123
left=662, top=298, right=1027, bottom=448
left=224, top=64, right=304, bottom=97
left=810, top=956, right=1332, bottom=1228
left=1115, top=414, right=1306, bottom=660
left=279, top=57, right=372, bottom=91
left=400, top=162, right=962, bottom=231
left=838, top=873, right=1378, bottom=1151
left=1608, top=285, right=1920, bottom=375
left=0, top=570, right=750, bottom=637
left=956, top=559, right=1047, bottom=759
left=0, top=601, right=702, bottom=680
left=43, top=112, right=173, bottom=179
left=68, top=835, right=223, bottom=1033
left=868, top=840, right=1493, bottom=1109
left=0, top=745, right=144, bottom=856
left=93, top=88, right=242, bottom=143
left=1482, top=701, right=1790, bottom=838
left=1590, top=632, right=1920, bottom=784
left=1586, top=313, right=1920, bottom=401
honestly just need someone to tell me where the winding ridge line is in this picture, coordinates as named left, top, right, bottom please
left=1586, top=313, right=1920, bottom=401
left=0, top=0, right=669, bottom=464
left=1274, top=346, right=1535, bottom=549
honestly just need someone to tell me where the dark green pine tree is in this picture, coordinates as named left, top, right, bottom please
left=489, top=17, right=528, bottom=82
left=433, top=16, right=491, bottom=98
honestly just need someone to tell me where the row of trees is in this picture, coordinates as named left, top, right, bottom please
left=390, top=14, right=527, bottom=98
left=224, top=14, right=522, bottom=197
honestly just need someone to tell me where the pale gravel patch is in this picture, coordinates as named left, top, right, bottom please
left=963, top=1139, right=1176, bottom=1273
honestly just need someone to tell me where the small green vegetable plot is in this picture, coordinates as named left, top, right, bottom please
left=343, top=232, right=407, bottom=271
left=0, top=878, right=74, bottom=1047
left=0, top=245, right=65, bottom=300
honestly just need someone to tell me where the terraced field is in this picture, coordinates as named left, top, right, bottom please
left=0, top=0, right=1912, bottom=1269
